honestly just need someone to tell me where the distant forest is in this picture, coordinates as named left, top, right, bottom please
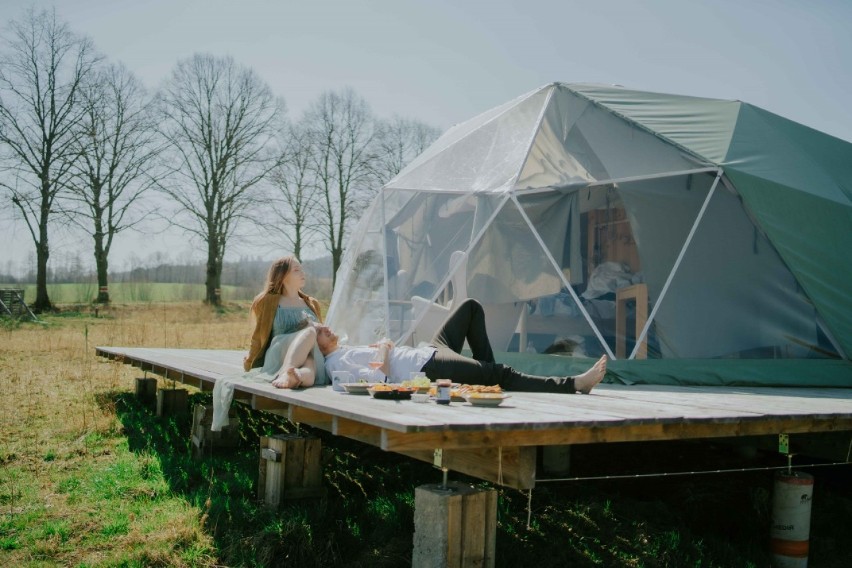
left=0, top=255, right=334, bottom=294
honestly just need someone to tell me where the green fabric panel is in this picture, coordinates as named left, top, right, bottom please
left=494, top=352, right=852, bottom=388
left=566, top=83, right=740, bottom=163
left=723, top=169, right=852, bottom=358
left=724, top=104, right=852, bottom=204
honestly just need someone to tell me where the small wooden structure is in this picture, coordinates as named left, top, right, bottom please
left=413, top=482, right=497, bottom=568
left=135, top=377, right=158, bottom=405
left=0, top=289, right=37, bottom=321
left=191, top=404, right=240, bottom=458
left=96, top=346, right=852, bottom=490
left=258, top=433, right=325, bottom=505
left=156, top=387, right=188, bottom=418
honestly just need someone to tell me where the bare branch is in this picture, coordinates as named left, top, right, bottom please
left=0, top=7, right=101, bottom=311
left=59, top=62, right=163, bottom=302
left=156, top=53, right=284, bottom=305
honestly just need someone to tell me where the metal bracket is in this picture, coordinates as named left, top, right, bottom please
left=433, top=449, right=450, bottom=490
left=778, top=433, right=789, bottom=454
left=260, top=448, right=281, bottom=462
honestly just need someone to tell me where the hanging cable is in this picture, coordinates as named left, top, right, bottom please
left=535, top=460, right=851, bottom=483
left=526, top=489, right=533, bottom=530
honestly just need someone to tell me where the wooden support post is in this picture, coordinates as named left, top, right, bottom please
left=135, top=377, right=157, bottom=405
left=191, top=404, right=240, bottom=458
left=412, top=482, right=497, bottom=568
left=541, top=445, right=571, bottom=476
left=257, top=434, right=325, bottom=506
left=156, top=388, right=188, bottom=418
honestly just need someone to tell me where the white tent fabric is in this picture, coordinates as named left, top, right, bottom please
left=325, top=83, right=844, bottom=371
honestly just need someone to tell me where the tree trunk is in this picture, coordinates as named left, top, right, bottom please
left=205, top=238, right=222, bottom=306
left=293, top=225, right=302, bottom=263
left=33, top=207, right=52, bottom=313
left=94, top=230, right=109, bottom=304
left=331, top=247, right=342, bottom=288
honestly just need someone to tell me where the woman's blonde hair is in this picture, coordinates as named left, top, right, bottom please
left=265, top=256, right=298, bottom=295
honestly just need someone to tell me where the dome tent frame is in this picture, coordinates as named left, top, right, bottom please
left=326, top=83, right=852, bottom=387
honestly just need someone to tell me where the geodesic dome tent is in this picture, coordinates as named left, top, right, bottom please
left=326, top=83, right=852, bottom=386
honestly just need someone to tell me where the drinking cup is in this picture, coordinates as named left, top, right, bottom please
left=332, top=371, right=353, bottom=392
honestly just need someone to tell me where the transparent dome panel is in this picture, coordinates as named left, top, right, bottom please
left=515, top=86, right=707, bottom=190
left=467, top=198, right=602, bottom=354
left=517, top=172, right=716, bottom=359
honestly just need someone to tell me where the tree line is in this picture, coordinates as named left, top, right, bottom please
left=0, top=8, right=440, bottom=311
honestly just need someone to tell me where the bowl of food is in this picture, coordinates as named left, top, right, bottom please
left=400, top=376, right=431, bottom=393
left=463, top=392, right=510, bottom=407
left=368, top=385, right=415, bottom=400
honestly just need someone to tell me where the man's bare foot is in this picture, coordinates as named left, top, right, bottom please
left=272, top=367, right=305, bottom=389
left=573, top=355, right=607, bottom=394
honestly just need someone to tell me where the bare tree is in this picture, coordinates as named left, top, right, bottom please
left=373, top=115, right=441, bottom=185
left=0, top=8, right=100, bottom=311
left=304, top=88, right=377, bottom=286
left=64, top=63, right=161, bottom=303
left=265, top=121, right=320, bottom=261
left=157, top=54, right=283, bottom=305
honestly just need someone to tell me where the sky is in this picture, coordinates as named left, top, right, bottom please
left=2, top=0, right=851, bottom=276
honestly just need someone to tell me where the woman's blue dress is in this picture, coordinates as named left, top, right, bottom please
left=259, top=306, right=326, bottom=385
left=212, top=305, right=327, bottom=431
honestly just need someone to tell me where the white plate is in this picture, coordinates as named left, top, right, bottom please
left=342, top=382, right=380, bottom=395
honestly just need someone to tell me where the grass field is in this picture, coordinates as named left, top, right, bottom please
left=1, top=303, right=850, bottom=567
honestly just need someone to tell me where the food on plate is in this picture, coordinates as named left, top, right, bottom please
left=400, top=376, right=431, bottom=389
left=367, top=384, right=414, bottom=400
left=426, top=383, right=503, bottom=399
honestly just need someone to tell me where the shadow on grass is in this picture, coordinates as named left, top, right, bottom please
left=101, top=391, right=852, bottom=568
left=107, top=391, right=435, bottom=567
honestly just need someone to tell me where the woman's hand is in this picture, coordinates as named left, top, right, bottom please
left=369, top=338, right=394, bottom=350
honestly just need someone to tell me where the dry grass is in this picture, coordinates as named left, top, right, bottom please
left=0, top=302, right=250, bottom=567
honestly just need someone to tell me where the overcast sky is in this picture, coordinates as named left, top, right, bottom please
left=2, top=0, right=851, bottom=275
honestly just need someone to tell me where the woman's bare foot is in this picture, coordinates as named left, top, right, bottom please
left=272, top=367, right=306, bottom=389
left=572, top=355, right=607, bottom=394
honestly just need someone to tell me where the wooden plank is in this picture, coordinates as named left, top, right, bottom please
left=252, top=395, right=288, bottom=412
left=463, top=491, right=486, bottom=568
left=400, top=446, right=536, bottom=490
left=384, top=416, right=852, bottom=451
left=447, top=489, right=462, bottom=567
left=97, top=346, right=852, bottom=452
left=289, top=406, right=333, bottom=430
left=258, top=435, right=269, bottom=501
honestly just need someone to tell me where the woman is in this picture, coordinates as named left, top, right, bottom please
left=243, top=256, right=326, bottom=388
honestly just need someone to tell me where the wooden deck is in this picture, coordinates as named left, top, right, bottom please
left=96, top=346, right=852, bottom=489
